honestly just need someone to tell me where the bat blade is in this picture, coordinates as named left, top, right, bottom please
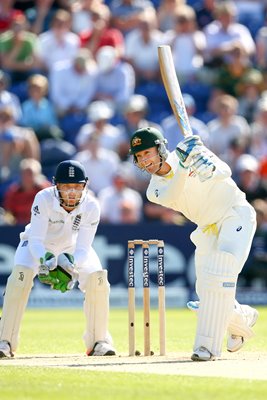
left=158, top=45, right=192, bottom=137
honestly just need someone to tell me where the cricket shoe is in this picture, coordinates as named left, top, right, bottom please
left=227, top=306, right=259, bottom=353
left=191, top=346, right=215, bottom=362
left=87, top=341, right=116, bottom=356
left=187, top=301, right=259, bottom=353
left=0, top=340, right=14, bottom=358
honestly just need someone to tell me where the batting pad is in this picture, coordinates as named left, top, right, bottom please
left=0, top=266, right=34, bottom=351
left=194, top=252, right=238, bottom=357
left=228, top=302, right=255, bottom=339
left=83, top=270, right=111, bottom=351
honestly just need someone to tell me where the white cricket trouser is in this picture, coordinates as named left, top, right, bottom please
left=190, top=203, right=256, bottom=357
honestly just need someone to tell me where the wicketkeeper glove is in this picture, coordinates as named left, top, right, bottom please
left=55, top=253, right=79, bottom=292
left=38, top=252, right=58, bottom=286
left=176, top=135, right=203, bottom=169
left=38, top=252, right=79, bottom=293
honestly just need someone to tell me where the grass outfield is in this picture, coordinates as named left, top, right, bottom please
left=0, top=306, right=267, bottom=399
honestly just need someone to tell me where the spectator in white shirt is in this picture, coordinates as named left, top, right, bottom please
left=74, top=133, right=121, bottom=195
left=124, top=8, right=164, bottom=83
left=161, top=93, right=210, bottom=151
left=168, top=5, right=207, bottom=83
left=208, top=93, right=251, bottom=157
left=75, top=100, right=125, bottom=152
left=98, top=166, right=143, bottom=224
left=50, top=48, right=98, bottom=117
left=95, top=45, right=135, bottom=115
left=204, top=1, right=255, bottom=67
left=38, top=9, right=80, bottom=74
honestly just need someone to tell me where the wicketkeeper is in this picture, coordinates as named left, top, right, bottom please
left=129, top=127, right=259, bottom=361
left=0, top=160, right=115, bottom=358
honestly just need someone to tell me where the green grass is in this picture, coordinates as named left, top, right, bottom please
left=0, top=306, right=267, bottom=400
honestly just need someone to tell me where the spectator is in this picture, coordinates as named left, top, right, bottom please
left=95, top=45, right=135, bottom=115
left=37, top=9, right=80, bottom=74
left=194, top=0, right=216, bottom=30
left=215, top=43, right=255, bottom=97
left=255, top=14, right=267, bottom=71
left=0, top=69, right=22, bottom=122
left=157, top=0, right=185, bottom=32
left=242, top=198, right=267, bottom=288
left=0, top=206, right=15, bottom=225
left=249, top=99, right=267, bottom=159
left=74, top=133, right=121, bottom=195
left=0, top=13, right=39, bottom=84
left=220, top=136, right=248, bottom=182
left=3, top=158, right=51, bottom=225
left=0, top=0, right=24, bottom=33
left=235, top=154, right=267, bottom=203
left=110, top=0, right=155, bottom=37
left=124, top=8, right=164, bottom=84
left=204, top=1, right=255, bottom=68
left=98, top=166, right=143, bottom=223
left=71, top=0, right=103, bottom=34
left=75, top=100, right=125, bottom=152
left=237, top=69, right=264, bottom=124
left=27, top=0, right=56, bottom=35
left=50, top=48, right=98, bottom=117
left=0, top=107, right=40, bottom=182
left=161, top=93, right=209, bottom=151
left=79, top=2, right=124, bottom=58
left=168, top=5, right=207, bottom=84
left=259, top=156, right=267, bottom=184
left=117, top=94, right=161, bottom=160
left=208, top=94, right=251, bottom=157
left=20, top=73, right=62, bottom=141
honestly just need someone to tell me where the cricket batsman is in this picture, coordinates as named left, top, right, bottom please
left=0, top=160, right=115, bottom=358
left=129, top=127, right=259, bottom=361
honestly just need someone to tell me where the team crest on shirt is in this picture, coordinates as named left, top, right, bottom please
left=72, top=214, right=82, bottom=230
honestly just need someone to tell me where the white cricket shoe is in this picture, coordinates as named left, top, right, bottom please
left=187, top=301, right=259, bottom=353
left=0, top=340, right=13, bottom=358
left=191, top=346, right=215, bottom=362
left=87, top=341, right=116, bottom=356
left=227, top=307, right=259, bottom=353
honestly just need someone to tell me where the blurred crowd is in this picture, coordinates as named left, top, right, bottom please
left=0, top=0, right=267, bottom=286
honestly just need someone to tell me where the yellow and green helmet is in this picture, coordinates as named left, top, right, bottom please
left=129, top=127, right=168, bottom=156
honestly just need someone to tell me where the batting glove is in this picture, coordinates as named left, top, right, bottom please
left=176, top=135, right=203, bottom=168
left=191, top=152, right=216, bottom=182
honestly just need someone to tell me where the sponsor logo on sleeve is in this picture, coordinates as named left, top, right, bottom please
left=33, top=205, right=40, bottom=215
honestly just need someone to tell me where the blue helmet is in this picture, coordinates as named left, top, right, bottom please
left=53, top=160, right=88, bottom=184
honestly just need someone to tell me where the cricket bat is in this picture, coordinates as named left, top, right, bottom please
left=158, top=45, right=192, bottom=137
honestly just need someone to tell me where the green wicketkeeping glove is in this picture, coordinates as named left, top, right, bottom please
left=38, top=252, right=59, bottom=286
left=49, top=267, right=73, bottom=293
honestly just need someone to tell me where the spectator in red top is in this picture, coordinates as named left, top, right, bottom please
left=0, top=1, right=23, bottom=33
left=3, top=158, right=51, bottom=225
left=80, top=3, right=124, bottom=58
